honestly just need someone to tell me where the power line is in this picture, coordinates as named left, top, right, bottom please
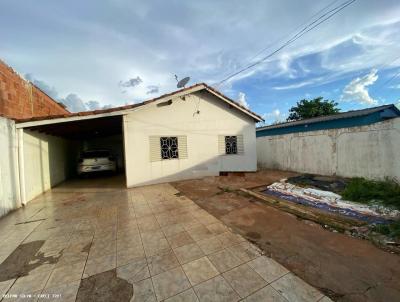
left=215, top=0, right=357, bottom=87
left=369, top=54, right=400, bottom=95
left=248, top=0, right=341, bottom=63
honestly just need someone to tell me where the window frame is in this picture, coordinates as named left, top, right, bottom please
left=224, top=135, right=238, bottom=155
left=160, top=136, right=180, bottom=160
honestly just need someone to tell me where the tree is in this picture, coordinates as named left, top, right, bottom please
left=287, top=97, right=340, bottom=121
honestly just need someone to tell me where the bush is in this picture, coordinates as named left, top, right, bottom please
left=342, top=177, right=400, bottom=209
left=372, top=221, right=400, bottom=239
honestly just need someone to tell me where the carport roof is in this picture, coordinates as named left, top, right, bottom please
left=15, top=83, right=263, bottom=128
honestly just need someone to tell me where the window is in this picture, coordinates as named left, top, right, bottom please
left=160, top=137, right=179, bottom=159
left=225, top=136, right=237, bottom=154
left=149, top=135, right=187, bottom=162
left=218, top=135, right=244, bottom=155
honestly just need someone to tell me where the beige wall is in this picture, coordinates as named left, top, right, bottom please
left=23, top=130, right=76, bottom=201
left=0, top=117, right=20, bottom=217
left=123, top=91, right=257, bottom=187
left=256, top=118, right=400, bottom=180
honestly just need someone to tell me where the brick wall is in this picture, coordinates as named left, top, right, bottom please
left=0, top=60, right=69, bottom=120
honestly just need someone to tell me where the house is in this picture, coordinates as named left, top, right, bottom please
left=256, top=104, right=400, bottom=180
left=14, top=83, right=263, bottom=204
left=256, top=104, right=400, bottom=137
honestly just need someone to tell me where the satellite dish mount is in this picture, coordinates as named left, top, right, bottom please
left=175, top=75, right=191, bottom=89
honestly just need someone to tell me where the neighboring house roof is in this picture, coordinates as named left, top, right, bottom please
left=15, top=83, right=263, bottom=127
left=256, top=104, right=400, bottom=137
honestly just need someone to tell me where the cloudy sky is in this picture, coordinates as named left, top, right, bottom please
left=1, top=0, right=400, bottom=123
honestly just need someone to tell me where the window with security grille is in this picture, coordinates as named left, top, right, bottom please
left=160, top=137, right=179, bottom=159
left=225, top=136, right=237, bottom=154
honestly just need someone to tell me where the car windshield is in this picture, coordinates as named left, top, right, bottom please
left=81, top=151, right=110, bottom=158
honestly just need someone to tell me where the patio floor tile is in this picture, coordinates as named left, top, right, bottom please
left=248, top=256, right=289, bottom=283
left=222, top=264, right=267, bottom=298
left=116, top=258, right=150, bottom=283
left=46, top=261, right=85, bottom=288
left=83, top=253, right=116, bottom=278
left=182, top=256, right=219, bottom=286
left=8, top=271, right=51, bottom=295
left=173, top=243, right=204, bottom=264
left=193, top=275, right=240, bottom=302
left=147, top=250, right=180, bottom=276
left=165, top=288, right=199, bottom=302
left=197, top=236, right=224, bottom=255
left=131, top=278, right=157, bottom=302
left=207, top=249, right=244, bottom=273
left=41, top=280, right=80, bottom=302
left=243, top=285, right=287, bottom=302
left=167, top=232, right=195, bottom=249
left=152, top=267, right=191, bottom=301
left=162, top=224, right=185, bottom=238
left=271, top=273, right=324, bottom=302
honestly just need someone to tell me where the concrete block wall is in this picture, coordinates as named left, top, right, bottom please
left=256, top=118, right=400, bottom=180
left=0, top=60, right=69, bottom=120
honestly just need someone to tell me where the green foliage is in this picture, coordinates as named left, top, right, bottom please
left=342, top=177, right=400, bottom=209
left=287, top=97, right=340, bottom=121
left=372, top=221, right=400, bottom=238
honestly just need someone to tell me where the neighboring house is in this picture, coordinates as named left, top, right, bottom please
left=256, top=104, right=400, bottom=180
left=14, top=83, right=263, bottom=204
left=0, top=60, right=69, bottom=119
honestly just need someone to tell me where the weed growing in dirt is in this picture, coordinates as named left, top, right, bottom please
left=342, top=177, right=400, bottom=209
left=372, top=221, right=400, bottom=239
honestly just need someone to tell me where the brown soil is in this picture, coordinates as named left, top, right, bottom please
left=172, top=170, right=400, bottom=302
left=76, top=269, right=133, bottom=302
left=0, top=241, right=61, bottom=282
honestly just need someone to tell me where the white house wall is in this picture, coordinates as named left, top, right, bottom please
left=256, top=117, right=400, bottom=180
left=123, top=91, right=257, bottom=187
left=0, top=117, right=20, bottom=217
left=23, top=130, right=77, bottom=202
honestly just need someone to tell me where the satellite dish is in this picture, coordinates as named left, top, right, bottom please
left=177, top=76, right=190, bottom=88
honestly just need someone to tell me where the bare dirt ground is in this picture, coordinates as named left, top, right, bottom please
left=172, top=170, right=400, bottom=302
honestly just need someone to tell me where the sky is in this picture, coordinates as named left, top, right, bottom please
left=1, top=0, right=400, bottom=124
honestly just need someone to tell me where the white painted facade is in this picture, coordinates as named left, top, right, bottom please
left=256, top=117, right=400, bottom=180
left=22, top=130, right=77, bottom=202
left=0, top=117, right=20, bottom=217
left=10, top=85, right=260, bottom=204
left=123, top=91, right=257, bottom=187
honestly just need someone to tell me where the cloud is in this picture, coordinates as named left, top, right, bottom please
left=146, top=85, right=159, bottom=94
left=26, top=74, right=113, bottom=112
left=340, top=69, right=378, bottom=105
left=237, top=92, right=249, bottom=109
left=262, top=109, right=286, bottom=124
left=272, top=77, right=323, bottom=90
left=24, top=73, right=59, bottom=99
left=2, top=0, right=400, bottom=113
left=85, top=100, right=104, bottom=110
left=119, top=76, right=143, bottom=88
left=59, top=94, right=87, bottom=112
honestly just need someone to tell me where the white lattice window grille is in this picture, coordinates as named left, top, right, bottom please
left=225, top=136, right=237, bottom=154
left=160, top=137, right=179, bottom=159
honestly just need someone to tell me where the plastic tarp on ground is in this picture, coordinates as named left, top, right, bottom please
left=264, top=180, right=399, bottom=224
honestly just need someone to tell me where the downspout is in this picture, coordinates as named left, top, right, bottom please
left=17, top=128, right=27, bottom=205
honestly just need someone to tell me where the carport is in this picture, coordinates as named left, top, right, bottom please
left=15, top=113, right=127, bottom=204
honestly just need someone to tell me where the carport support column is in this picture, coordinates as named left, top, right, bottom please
left=17, top=128, right=27, bottom=205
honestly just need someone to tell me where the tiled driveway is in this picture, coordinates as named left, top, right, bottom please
left=0, top=180, right=332, bottom=301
